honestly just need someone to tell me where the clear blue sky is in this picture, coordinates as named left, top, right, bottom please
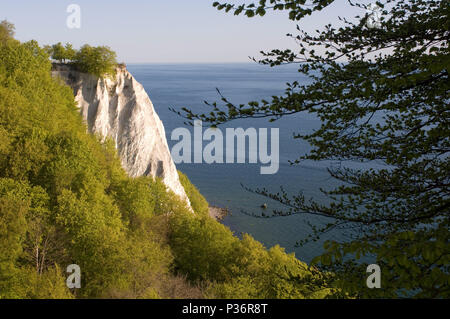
left=0, top=1, right=364, bottom=63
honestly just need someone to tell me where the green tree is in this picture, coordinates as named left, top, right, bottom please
left=64, top=43, right=76, bottom=61
left=50, top=42, right=66, bottom=63
left=47, top=42, right=76, bottom=63
left=177, top=0, right=450, bottom=298
left=0, top=181, right=28, bottom=298
left=0, top=20, right=15, bottom=44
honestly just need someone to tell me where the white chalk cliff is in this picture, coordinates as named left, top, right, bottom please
left=52, top=64, right=190, bottom=206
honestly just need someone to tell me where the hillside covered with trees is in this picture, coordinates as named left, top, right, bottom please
left=0, top=21, right=332, bottom=299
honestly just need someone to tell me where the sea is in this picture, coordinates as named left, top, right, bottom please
left=127, top=63, right=356, bottom=263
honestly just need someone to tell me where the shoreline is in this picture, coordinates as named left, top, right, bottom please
left=208, top=206, right=229, bottom=221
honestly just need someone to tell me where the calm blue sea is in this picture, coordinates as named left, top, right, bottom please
left=127, top=63, right=355, bottom=263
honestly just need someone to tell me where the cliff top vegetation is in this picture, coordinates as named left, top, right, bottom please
left=45, top=42, right=118, bottom=78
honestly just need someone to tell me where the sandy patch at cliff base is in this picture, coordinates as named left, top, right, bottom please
left=208, top=206, right=229, bottom=221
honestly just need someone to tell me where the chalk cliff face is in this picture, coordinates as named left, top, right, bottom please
left=52, top=64, right=190, bottom=205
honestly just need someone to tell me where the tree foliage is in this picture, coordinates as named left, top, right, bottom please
left=169, top=209, right=332, bottom=298
left=73, top=44, right=118, bottom=78
left=0, top=20, right=15, bottom=44
left=176, top=0, right=450, bottom=298
left=46, top=42, right=76, bottom=63
left=178, top=171, right=210, bottom=216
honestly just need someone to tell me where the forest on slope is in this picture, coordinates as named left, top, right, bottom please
left=0, top=22, right=332, bottom=299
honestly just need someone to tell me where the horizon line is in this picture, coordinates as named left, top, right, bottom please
left=125, top=61, right=260, bottom=65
